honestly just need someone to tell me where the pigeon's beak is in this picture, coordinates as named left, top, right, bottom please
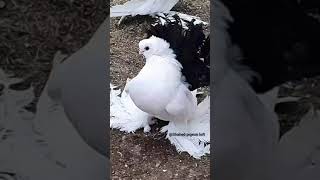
left=139, top=50, right=144, bottom=55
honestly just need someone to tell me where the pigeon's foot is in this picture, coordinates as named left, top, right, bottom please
left=148, top=117, right=157, bottom=125
left=143, top=125, right=151, bottom=133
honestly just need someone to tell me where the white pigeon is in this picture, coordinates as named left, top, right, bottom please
left=110, top=0, right=179, bottom=24
left=127, top=35, right=197, bottom=125
left=124, top=35, right=210, bottom=157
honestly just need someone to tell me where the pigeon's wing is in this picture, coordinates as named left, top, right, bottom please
left=165, top=84, right=197, bottom=122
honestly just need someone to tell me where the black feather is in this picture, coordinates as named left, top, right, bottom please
left=146, top=14, right=210, bottom=90
left=199, top=36, right=210, bottom=66
left=221, top=0, right=320, bottom=93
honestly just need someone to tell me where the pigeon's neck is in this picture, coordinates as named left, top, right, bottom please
left=166, top=57, right=183, bottom=70
left=147, top=54, right=182, bottom=71
left=146, top=49, right=182, bottom=70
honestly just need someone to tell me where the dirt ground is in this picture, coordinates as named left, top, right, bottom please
left=110, top=0, right=211, bottom=179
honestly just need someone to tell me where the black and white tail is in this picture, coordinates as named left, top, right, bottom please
left=147, top=14, right=210, bottom=90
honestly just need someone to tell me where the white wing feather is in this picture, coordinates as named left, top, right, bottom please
left=164, top=84, right=197, bottom=123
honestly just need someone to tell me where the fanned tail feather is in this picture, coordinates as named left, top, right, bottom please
left=161, top=95, right=210, bottom=158
left=110, top=79, right=152, bottom=133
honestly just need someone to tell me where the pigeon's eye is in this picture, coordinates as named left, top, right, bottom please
left=144, top=46, right=150, bottom=51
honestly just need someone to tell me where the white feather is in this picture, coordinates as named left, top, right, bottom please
left=110, top=0, right=179, bottom=24
left=110, top=79, right=153, bottom=133
left=161, top=94, right=210, bottom=158
left=128, top=36, right=197, bottom=124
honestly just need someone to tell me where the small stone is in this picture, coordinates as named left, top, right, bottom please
left=162, top=169, right=167, bottom=172
left=180, top=166, right=188, bottom=170
left=132, top=145, right=141, bottom=155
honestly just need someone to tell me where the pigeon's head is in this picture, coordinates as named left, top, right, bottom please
left=138, top=36, right=174, bottom=59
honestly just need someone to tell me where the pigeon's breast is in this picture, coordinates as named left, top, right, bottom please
left=128, top=77, right=176, bottom=115
left=128, top=61, right=181, bottom=115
